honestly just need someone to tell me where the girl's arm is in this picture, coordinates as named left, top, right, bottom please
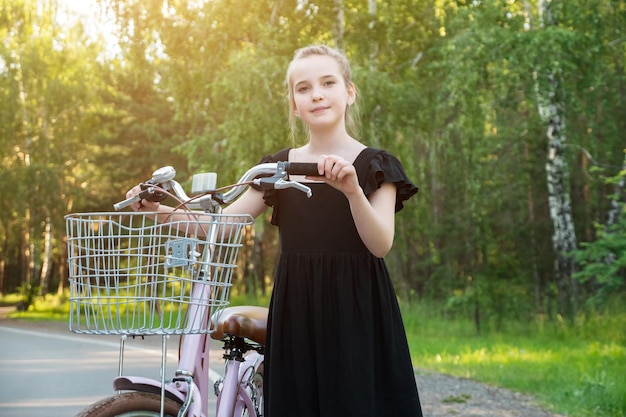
left=125, top=184, right=268, bottom=220
left=316, top=155, right=397, bottom=258
left=222, top=187, right=267, bottom=218
left=345, top=183, right=396, bottom=258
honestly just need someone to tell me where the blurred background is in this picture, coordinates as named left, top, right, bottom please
left=1, top=0, right=625, bottom=331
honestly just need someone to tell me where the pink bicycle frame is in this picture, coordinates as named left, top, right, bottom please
left=112, top=279, right=215, bottom=417
left=215, top=349, right=262, bottom=417
left=110, top=275, right=263, bottom=417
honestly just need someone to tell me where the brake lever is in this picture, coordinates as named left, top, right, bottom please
left=253, top=175, right=312, bottom=198
left=273, top=179, right=312, bottom=197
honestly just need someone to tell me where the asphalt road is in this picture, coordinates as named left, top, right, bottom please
left=0, top=318, right=222, bottom=417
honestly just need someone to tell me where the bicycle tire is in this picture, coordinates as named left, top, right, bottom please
left=75, top=392, right=181, bottom=417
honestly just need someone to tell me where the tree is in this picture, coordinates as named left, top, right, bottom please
left=1, top=0, right=136, bottom=295
left=2, top=0, right=624, bottom=324
left=574, top=153, right=626, bottom=304
left=534, top=0, right=579, bottom=318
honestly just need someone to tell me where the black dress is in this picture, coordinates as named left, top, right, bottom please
left=261, top=147, right=423, bottom=417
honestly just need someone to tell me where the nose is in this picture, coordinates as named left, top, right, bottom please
left=312, top=87, right=324, bottom=101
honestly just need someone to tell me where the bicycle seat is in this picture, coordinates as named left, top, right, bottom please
left=211, top=306, right=268, bottom=345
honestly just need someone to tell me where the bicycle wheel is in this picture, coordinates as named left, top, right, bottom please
left=75, top=392, right=181, bottom=417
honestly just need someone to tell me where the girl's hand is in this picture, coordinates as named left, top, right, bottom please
left=311, top=153, right=396, bottom=258
left=313, top=154, right=361, bottom=196
left=125, top=185, right=161, bottom=212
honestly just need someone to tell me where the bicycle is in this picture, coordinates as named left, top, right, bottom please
left=65, top=161, right=319, bottom=417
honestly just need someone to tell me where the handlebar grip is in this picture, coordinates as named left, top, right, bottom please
left=285, top=162, right=319, bottom=176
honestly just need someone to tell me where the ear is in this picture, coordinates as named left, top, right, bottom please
left=346, top=83, right=356, bottom=105
left=291, top=99, right=301, bottom=118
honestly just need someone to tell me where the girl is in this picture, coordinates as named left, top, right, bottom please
left=128, top=45, right=423, bottom=417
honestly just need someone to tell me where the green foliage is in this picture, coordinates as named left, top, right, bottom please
left=5, top=292, right=70, bottom=320
left=574, top=165, right=626, bottom=305
left=15, top=281, right=40, bottom=311
left=574, top=217, right=626, bottom=303
left=0, top=0, right=110, bottom=292
left=0, top=0, right=625, bottom=327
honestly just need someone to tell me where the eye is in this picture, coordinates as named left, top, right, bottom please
left=297, top=86, right=309, bottom=93
left=324, top=80, right=336, bottom=87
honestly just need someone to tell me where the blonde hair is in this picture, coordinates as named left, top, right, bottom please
left=286, top=45, right=361, bottom=142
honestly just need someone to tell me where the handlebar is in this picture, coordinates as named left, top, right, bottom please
left=114, top=161, right=319, bottom=211
left=283, top=162, right=320, bottom=176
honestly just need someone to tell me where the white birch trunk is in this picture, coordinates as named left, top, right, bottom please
left=537, top=0, right=578, bottom=317
left=15, top=50, right=35, bottom=292
left=368, top=0, right=378, bottom=70
left=39, top=216, right=52, bottom=295
left=367, top=0, right=381, bottom=148
left=333, top=0, right=344, bottom=52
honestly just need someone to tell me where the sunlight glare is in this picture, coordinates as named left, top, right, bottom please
left=56, top=0, right=120, bottom=59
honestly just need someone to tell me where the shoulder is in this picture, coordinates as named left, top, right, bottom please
left=257, top=148, right=291, bottom=163
left=354, top=147, right=406, bottom=173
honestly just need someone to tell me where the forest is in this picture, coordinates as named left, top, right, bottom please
left=1, top=0, right=625, bottom=330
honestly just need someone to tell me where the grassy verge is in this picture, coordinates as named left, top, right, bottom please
left=3, top=292, right=625, bottom=416
left=2, top=292, right=70, bottom=321
left=402, top=301, right=626, bottom=417
left=0, top=293, right=22, bottom=306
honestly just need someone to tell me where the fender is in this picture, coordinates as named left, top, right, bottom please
left=114, top=375, right=204, bottom=417
left=234, top=384, right=257, bottom=416
left=239, top=351, right=263, bottom=381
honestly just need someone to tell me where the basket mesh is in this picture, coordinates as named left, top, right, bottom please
left=65, top=212, right=253, bottom=335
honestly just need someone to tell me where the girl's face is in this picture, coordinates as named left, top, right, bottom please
left=289, top=54, right=355, bottom=131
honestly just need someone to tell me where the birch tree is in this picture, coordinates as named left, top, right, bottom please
left=536, top=0, right=578, bottom=317
left=333, top=0, right=345, bottom=52
left=0, top=0, right=115, bottom=295
left=605, top=152, right=626, bottom=232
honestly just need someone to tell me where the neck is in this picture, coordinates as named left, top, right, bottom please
left=306, top=125, right=353, bottom=154
left=296, top=129, right=365, bottom=164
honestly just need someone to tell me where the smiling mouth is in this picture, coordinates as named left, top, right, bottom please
left=311, top=106, right=329, bottom=113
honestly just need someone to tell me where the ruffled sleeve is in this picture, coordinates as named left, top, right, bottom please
left=357, top=148, right=418, bottom=212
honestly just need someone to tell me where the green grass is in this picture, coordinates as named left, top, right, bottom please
left=3, top=292, right=625, bottom=416
left=3, top=292, right=70, bottom=321
left=0, top=293, right=24, bottom=306
left=402, top=301, right=626, bottom=417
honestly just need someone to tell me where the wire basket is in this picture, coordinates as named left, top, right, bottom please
left=65, top=212, right=254, bottom=336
